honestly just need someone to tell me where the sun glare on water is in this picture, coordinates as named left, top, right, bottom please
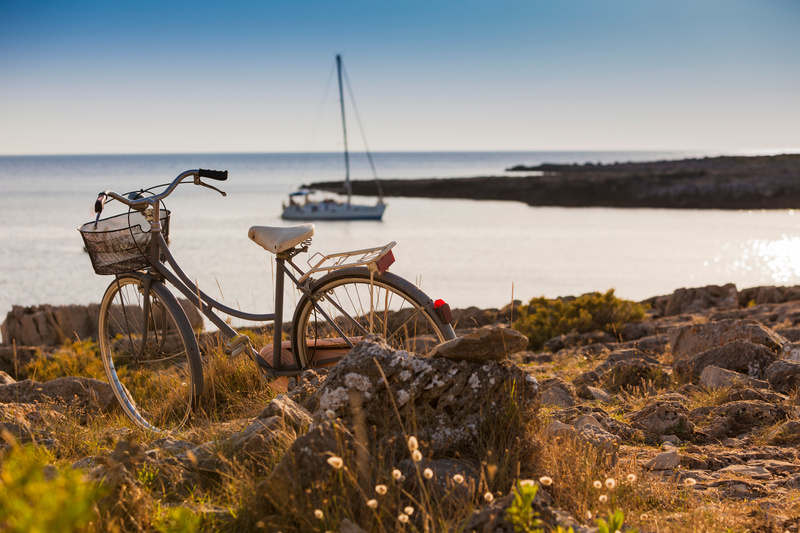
left=736, top=235, right=800, bottom=284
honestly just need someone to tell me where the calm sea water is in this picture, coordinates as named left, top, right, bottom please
left=2, top=150, right=799, bottom=335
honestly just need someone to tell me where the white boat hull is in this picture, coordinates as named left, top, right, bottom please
left=282, top=201, right=386, bottom=221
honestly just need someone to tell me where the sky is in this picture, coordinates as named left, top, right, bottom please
left=1, top=0, right=799, bottom=155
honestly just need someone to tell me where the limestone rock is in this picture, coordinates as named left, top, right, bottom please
left=629, top=400, right=694, bottom=437
left=601, top=358, right=671, bottom=392
left=669, top=319, right=786, bottom=362
left=539, top=378, right=576, bottom=407
left=673, top=340, right=778, bottom=383
left=702, top=400, right=790, bottom=440
left=765, top=359, right=800, bottom=394
left=660, top=284, right=738, bottom=317
left=257, top=394, right=312, bottom=431
left=700, top=365, right=769, bottom=389
left=430, top=325, right=528, bottom=362
left=305, top=338, right=538, bottom=453
left=0, top=376, right=116, bottom=418
left=257, top=420, right=368, bottom=510
left=646, top=450, right=681, bottom=470
left=1, top=301, right=201, bottom=346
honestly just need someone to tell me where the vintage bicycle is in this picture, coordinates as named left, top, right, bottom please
left=79, top=169, right=455, bottom=432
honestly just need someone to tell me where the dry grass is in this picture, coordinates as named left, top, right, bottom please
left=4, top=340, right=798, bottom=532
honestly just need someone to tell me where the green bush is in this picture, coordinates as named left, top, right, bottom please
left=0, top=442, right=105, bottom=532
left=24, top=340, right=105, bottom=382
left=513, top=290, right=645, bottom=351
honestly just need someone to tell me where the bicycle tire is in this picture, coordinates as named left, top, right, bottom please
left=291, top=267, right=456, bottom=367
left=98, top=275, right=203, bottom=432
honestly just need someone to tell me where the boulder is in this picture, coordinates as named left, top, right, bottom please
left=645, top=450, right=681, bottom=470
left=699, top=366, right=769, bottom=390
left=0, top=376, right=116, bottom=418
left=257, top=394, right=312, bottom=431
left=539, top=378, right=577, bottom=407
left=305, top=337, right=539, bottom=453
left=257, top=420, right=368, bottom=510
left=658, top=284, right=738, bottom=317
left=430, top=325, right=528, bottom=362
left=601, top=358, right=671, bottom=392
left=673, top=340, right=778, bottom=382
left=765, top=359, right=800, bottom=394
left=1, top=301, right=202, bottom=346
left=701, top=400, right=790, bottom=440
left=628, top=400, right=694, bottom=437
left=669, top=319, right=786, bottom=362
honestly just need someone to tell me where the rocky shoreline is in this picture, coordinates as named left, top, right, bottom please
left=305, top=153, right=800, bottom=209
left=5, top=283, right=800, bottom=530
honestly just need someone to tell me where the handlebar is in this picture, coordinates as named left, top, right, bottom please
left=94, top=168, right=228, bottom=214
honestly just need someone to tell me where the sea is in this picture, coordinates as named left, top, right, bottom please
left=2, top=150, right=800, bottom=335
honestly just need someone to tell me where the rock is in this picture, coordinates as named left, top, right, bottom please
left=765, top=420, right=800, bottom=445
left=716, top=464, right=771, bottom=480
left=660, top=284, right=738, bottom=317
left=629, top=400, right=694, bottom=437
left=702, top=400, right=790, bottom=440
left=0, top=371, right=15, bottom=385
left=546, top=416, right=621, bottom=465
left=699, top=365, right=770, bottom=389
left=673, top=340, right=778, bottom=382
left=543, top=331, right=616, bottom=352
left=601, top=358, right=671, bottom=392
left=646, top=450, right=681, bottom=470
left=257, top=420, right=367, bottom=510
left=430, top=325, right=528, bottom=362
left=765, top=359, right=800, bottom=393
left=257, top=394, right=312, bottom=431
left=306, top=338, right=539, bottom=454
left=539, top=378, right=577, bottom=407
left=0, top=345, right=39, bottom=377
left=0, top=376, right=117, bottom=419
left=339, top=518, right=367, bottom=533
left=669, top=319, right=786, bottom=362
left=1, top=301, right=201, bottom=346
left=227, top=416, right=296, bottom=458
left=584, top=386, right=611, bottom=403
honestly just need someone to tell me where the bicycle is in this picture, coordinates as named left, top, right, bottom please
left=79, top=169, right=456, bottom=432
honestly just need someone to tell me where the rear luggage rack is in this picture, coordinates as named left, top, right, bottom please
left=298, top=241, right=396, bottom=283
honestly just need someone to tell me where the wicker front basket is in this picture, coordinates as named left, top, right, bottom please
left=79, top=210, right=170, bottom=275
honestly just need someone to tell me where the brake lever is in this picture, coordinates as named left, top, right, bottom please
left=196, top=179, right=227, bottom=197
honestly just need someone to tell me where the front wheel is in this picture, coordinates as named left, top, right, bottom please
left=98, top=275, right=203, bottom=432
left=291, top=268, right=456, bottom=367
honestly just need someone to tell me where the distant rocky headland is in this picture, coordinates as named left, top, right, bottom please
left=306, top=154, right=800, bottom=209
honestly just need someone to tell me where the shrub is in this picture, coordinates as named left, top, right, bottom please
left=513, top=290, right=645, bottom=351
left=0, top=442, right=105, bottom=532
left=24, top=340, right=105, bottom=381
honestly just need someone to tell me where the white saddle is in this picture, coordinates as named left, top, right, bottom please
left=248, top=223, right=315, bottom=254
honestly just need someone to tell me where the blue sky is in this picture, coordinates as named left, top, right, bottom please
left=1, top=0, right=798, bottom=155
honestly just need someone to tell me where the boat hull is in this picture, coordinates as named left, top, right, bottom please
left=281, top=201, right=386, bottom=221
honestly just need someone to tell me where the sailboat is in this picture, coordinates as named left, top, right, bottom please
left=282, top=55, right=387, bottom=221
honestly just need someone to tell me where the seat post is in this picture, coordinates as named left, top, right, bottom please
left=272, top=257, right=286, bottom=369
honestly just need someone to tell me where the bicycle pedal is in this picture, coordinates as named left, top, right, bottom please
left=226, top=334, right=252, bottom=357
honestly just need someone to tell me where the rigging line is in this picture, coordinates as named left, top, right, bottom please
left=341, top=63, right=386, bottom=200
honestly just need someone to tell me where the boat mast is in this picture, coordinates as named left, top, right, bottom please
left=336, top=54, right=352, bottom=205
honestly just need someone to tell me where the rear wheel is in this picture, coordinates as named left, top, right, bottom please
left=291, top=268, right=455, bottom=367
left=98, top=275, right=202, bottom=432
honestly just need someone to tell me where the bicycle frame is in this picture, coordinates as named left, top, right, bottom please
left=139, top=196, right=392, bottom=377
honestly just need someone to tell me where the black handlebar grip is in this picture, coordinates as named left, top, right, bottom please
left=198, top=168, right=228, bottom=181
left=94, top=193, right=107, bottom=214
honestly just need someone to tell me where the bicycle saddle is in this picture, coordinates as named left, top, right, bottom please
left=248, top=224, right=315, bottom=254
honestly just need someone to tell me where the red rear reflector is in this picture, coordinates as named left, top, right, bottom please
left=434, top=299, right=452, bottom=324
left=376, top=250, right=395, bottom=273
